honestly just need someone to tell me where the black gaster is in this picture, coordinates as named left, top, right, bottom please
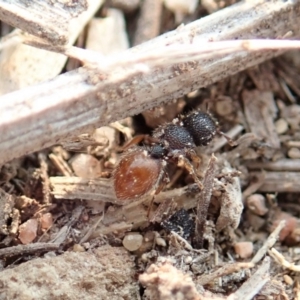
left=183, top=112, right=217, bottom=146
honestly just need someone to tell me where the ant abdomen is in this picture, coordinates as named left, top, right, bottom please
left=182, top=112, right=217, bottom=146
left=113, top=149, right=164, bottom=201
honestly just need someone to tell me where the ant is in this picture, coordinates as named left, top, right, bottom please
left=113, top=110, right=227, bottom=204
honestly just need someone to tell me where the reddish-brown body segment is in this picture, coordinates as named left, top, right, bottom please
left=113, top=149, right=162, bottom=201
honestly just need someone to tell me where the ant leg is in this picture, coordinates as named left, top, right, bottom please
left=147, top=183, right=166, bottom=219
left=121, top=134, right=147, bottom=151
left=147, top=168, right=168, bottom=219
left=122, top=135, right=162, bottom=151
left=186, top=149, right=200, bottom=169
left=177, top=155, right=203, bottom=190
left=147, top=195, right=156, bottom=219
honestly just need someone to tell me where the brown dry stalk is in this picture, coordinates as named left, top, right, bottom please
left=194, top=154, right=217, bottom=249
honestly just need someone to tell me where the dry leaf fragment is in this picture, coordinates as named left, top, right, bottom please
left=215, top=162, right=243, bottom=232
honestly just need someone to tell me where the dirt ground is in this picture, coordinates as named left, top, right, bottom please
left=0, top=0, right=300, bottom=299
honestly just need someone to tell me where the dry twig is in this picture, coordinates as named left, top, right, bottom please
left=0, top=0, right=88, bottom=45
left=197, top=262, right=254, bottom=286
left=251, top=220, right=285, bottom=264
left=0, top=188, right=15, bottom=235
left=242, top=90, right=280, bottom=149
left=250, top=171, right=300, bottom=193
left=38, top=153, right=51, bottom=205
left=228, top=257, right=270, bottom=300
left=269, top=248, right=300, bottom=272
left=0, top=1, right=104, bottom=94
left=194, top=154, right=217, bottom=249
left=0, top=242, right=59, bottom=258
left=247, top=159, right=300, bottom=171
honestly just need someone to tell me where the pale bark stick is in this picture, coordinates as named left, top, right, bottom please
left=0, top=0, right=104, bottom=94
left=0, top=0, right=300, bottom=165
left=0, top=0, right=88, bottom=45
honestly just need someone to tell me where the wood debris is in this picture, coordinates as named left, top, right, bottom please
left=242, top=90, right=280, bottom=150
left=0, top=0, right=105, bottom=94
left=1, top=0, right=300, bottom=299
left=194, top=154, right=218, bottom=248
left=0, top=188, right=15, bottom=235
left=0, top=1, right=300, bottom=165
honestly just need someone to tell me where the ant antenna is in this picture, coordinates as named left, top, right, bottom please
left=205, top=101, right=210, bottom=113
left=217, top=130, right=237, bottom=147
left=201, top=99, right=211, bottom=113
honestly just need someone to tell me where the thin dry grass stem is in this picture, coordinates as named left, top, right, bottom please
left=250, top=172, right=300, bottom=193
left=246, top=159, right=300, bottom=172
left=80, top=213, right=104, bottom=244
left=296, top=279, right=300, bottom=300
left=0, top=0, right=76, bottom=45
left=49, top=154, right=73, bottom=177
left=251, top=220, right=286, bottom=264
left=38, top=153, right=51, bottom=205
left=50, top=206, right=84, bottom=244
left=23, top=38, right=300, bottom=71
left=269, top=248, right=300, bottom=272
left=86, top=39, right=300, bottom=70
left=194, top=154, right=217, bottom=249
left=228, top=257, right=270, bottom=300
left=197, top=262, right=254, bottom=286
left=170, top=231, right=194, bottom=251
left=0, top=242, right=60, bottom=258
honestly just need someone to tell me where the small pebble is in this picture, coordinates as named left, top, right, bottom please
left=155, top=237, right=167, bottom=247
left=246, top=194, right=268, bottom=216
left=184, top=256, right=193, bottom=264
left=93, top=126, right=118, bottom=153
left=141, top=250, right=159, bottom=262
left=81, top=213, right=89, bottom=222
left=73, top=244, right=85, bottom=252
left=215, top=97, right=234, bottom=117
left=122, top=233, right=143, bottom=252
left=144, top=231, right=155, bottom=243
left=70, top=153, right=101, bottom=179
left=41, top=213, right=53, bottom=230
left=18, top=219, right=38, bottom=245
left=234, top=242, right=254, bottom=259
left=109, top=0, right=140, bottom=13
left=82, top=242, right=91, bottom=250
left=288, top=147, right=300, bottom=159
left=44, top=251, right=57, bottom=259
left=246, top=212, right=265, bottom=231
left=283, top=274, right=294, bottom=286
left=136, top=231, right=155, bottom=254
left=275, top=118, right=288, bottom=134
left=270, top=211, right=297, bottom=242
left=164, top=0, right=198, bottom=23
left=285, top=228, right=300, bottom=246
